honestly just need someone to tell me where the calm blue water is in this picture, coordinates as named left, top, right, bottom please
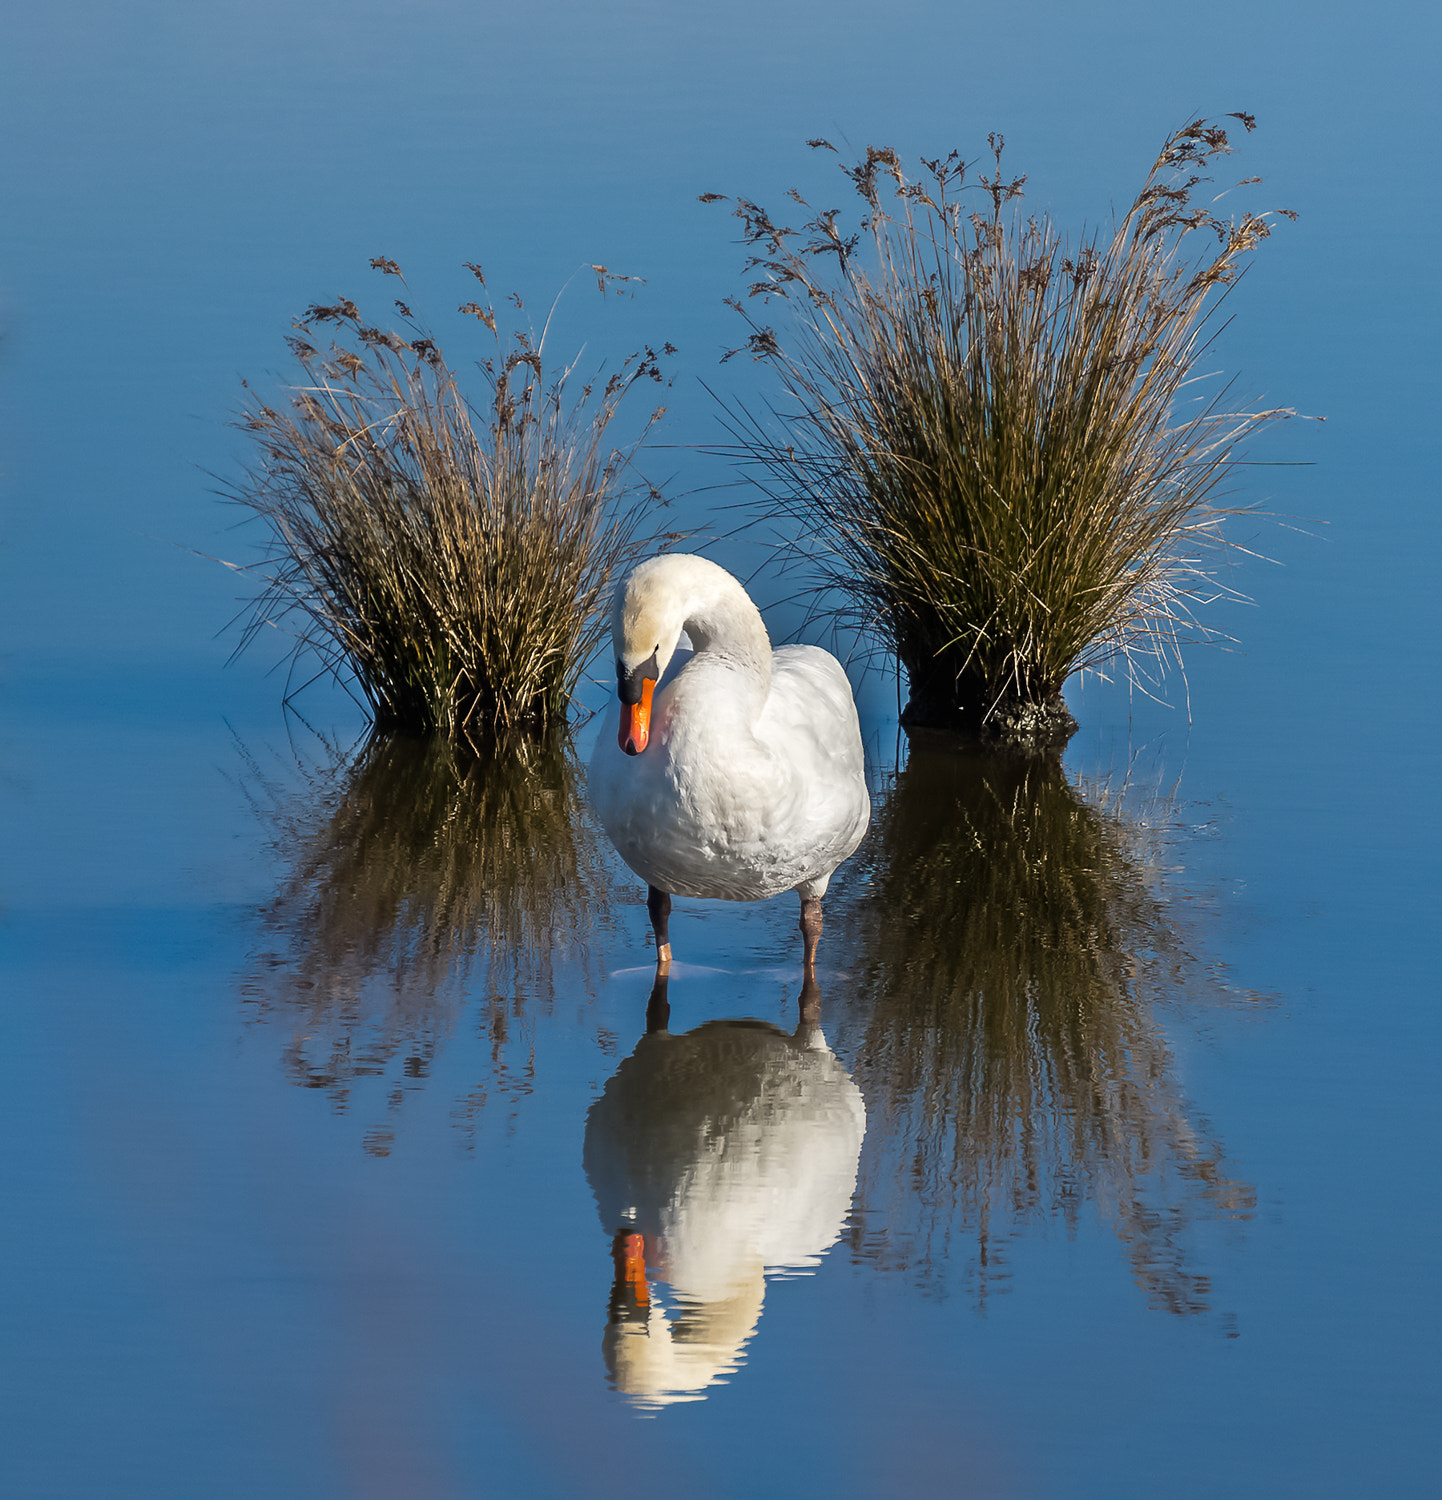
left=2, top=2, right=1439, bottom=1496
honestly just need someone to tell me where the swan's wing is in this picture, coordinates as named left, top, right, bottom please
left=762, top=646, right=871, bottom=886
left=766, top=646, right=861, bottom=744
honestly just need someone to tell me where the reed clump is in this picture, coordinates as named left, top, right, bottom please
left=710, top=117, right=1295, bottom=744
left=230, top=259, right=669, bottom=738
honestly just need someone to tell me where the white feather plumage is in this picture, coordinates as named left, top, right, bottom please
left=588, top=555, right=869, bottom=905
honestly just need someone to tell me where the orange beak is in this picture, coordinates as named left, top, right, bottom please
left=619, top=677, right=655, bottom=755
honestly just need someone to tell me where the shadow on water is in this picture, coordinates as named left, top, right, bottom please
left=236, top=729, right=619, bottom=1147
left=583, top=975, right=866, bottom=1411
left=833, top=733, right=1258, bottom=1316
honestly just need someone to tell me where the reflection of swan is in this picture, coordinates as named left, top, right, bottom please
left=588, top=554, right=869, bottom=972
left=583, top=979, right=865, bottom=1409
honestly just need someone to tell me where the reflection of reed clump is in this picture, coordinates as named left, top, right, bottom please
left=837, top=737, right=1255, bottom=1315
left=240, top=732, right=616, bottom=1134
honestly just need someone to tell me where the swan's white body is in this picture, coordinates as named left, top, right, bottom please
left=588, top=554, right=870, bottom=906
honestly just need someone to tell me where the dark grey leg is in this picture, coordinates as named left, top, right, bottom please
left=799, top=894, right=823, bottom=973
left=647, top=886, right=673, bottom=972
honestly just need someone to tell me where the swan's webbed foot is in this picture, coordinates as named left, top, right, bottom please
left=647, top=886, right=673, bottom=974
left=799, top=894, right=823, bottom=973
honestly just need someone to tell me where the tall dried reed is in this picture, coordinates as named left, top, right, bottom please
left=710, top=117, right=1295, bottom=743
left=230, top=259, right=670, bottom=738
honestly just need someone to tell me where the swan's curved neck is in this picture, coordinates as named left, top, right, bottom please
left=616, top=554, right=774, bottom=715
left=681, top=580, right=771, bottom=697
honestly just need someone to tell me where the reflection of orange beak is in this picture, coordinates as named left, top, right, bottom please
left=617, top=1230, right=649, bottom=1307
left=619, top=678, right=655, bottom=755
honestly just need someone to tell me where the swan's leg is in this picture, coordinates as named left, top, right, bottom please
left=799, top=894, right=823, bottom=973
left=647, top=886, right=673, bottom=972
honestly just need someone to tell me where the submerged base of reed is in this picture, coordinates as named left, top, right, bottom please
left=900, top=677, right=1078, bottom=751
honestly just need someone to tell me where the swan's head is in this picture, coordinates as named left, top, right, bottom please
left=611, top=555, right=696, bottom=755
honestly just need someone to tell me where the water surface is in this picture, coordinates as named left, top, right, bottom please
left=2, top=3, right=1439, bottom=1497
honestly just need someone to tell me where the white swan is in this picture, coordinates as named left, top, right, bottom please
left=588, top=554, right=870, bottom=971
